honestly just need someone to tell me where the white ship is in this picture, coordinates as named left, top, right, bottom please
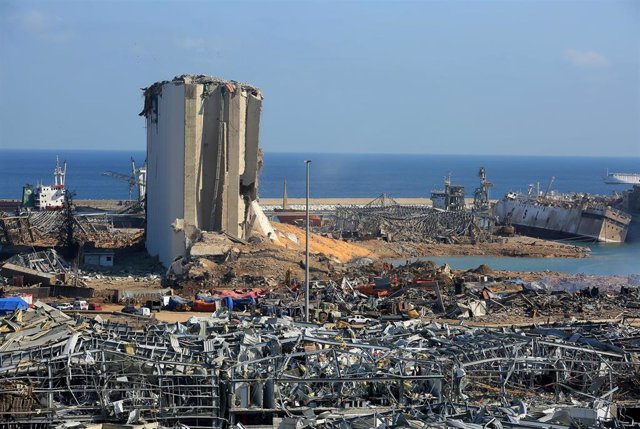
left=604, top=171, right=640, bottom=185
left=22, top=157, right=67, bottom=210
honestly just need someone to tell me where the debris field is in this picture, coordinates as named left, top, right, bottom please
left=1, top=301, right=639, bottom=429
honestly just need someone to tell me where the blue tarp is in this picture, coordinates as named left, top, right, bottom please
left=222, top=297, right=256, bottom=312
left=0, top=297, right=29, bottom=315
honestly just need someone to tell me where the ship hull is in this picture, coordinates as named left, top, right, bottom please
left=604, top=173, right=640, bottom=185
left=493, top=199, right=630, bottom=243
left=604, top=178, right=640, bottom=185
left=273, top=211, right=322, bottom=227
left=506, top=223, right=616, bottom=243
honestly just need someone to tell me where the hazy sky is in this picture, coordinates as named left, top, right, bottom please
left=0, top=0, right=638, bottom=156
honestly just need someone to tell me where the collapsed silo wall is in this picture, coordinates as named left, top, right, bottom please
left=140, top=75, right=263, bottom=267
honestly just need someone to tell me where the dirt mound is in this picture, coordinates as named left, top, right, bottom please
left=272, top=223, right=372, bottom=263
left=471, top=264, right=494, bottom=275
left=407, top=260, right=439, bottom=271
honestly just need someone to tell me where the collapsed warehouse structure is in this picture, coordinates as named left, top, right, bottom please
left=0, top=249, right=70, bottom=286
left=1, top=303, right=639, bottom=429
left=140, top=75, right=265, bottom=267
left=0, top=210, right=141, bottom=249
left=332, top=194, right=484, bottom=242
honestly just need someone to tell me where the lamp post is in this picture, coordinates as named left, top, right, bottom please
left=304, top=160, right=311, bottom=322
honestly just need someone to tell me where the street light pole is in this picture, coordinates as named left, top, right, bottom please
left=304, top=160, right=311, bottom=323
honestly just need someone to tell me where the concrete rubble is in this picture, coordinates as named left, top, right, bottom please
left=0, top=301, right=639, bottom=429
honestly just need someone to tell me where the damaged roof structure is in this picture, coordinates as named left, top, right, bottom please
left=332, top=195, right=485, bottom=243
left=0, top=210, right=142, bottom=249
left=141, top=75, right=268, bottom=267
left=0, top=249, right=70, bottom=285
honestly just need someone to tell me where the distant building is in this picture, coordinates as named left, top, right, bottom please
left=140, top=75, right=263, bottom=267
left=83, top=249, right=115, bottom=267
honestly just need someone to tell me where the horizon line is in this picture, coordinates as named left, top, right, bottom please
left=1, top=148, right=638, bottom=159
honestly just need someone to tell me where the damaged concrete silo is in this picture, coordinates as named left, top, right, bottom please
left=140, top=75, right=263, bottom=266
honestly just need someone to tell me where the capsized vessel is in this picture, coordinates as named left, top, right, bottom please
left=492, top=188, right=631, bottom=243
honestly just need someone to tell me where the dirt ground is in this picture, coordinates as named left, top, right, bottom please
left=77, top=224, right=590, bottom=298
left=357, top=235, right=589, bottom=259
left=95, top=304, right=207, bottom=323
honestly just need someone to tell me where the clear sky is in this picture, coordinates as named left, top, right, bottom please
left=0, top=0, right=638, bottom=156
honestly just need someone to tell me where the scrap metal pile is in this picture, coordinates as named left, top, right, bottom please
left=463, top=280, right=640, bottom=323
left=1, top=302, right=639, bottom=429
left=272, top=261, right=640, bottom=324
left=331, top=196, right=480, bottom=243
left=169, top=260, right=640, bottom=326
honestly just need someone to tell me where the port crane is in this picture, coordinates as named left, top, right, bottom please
left=102, top=158, right=147, bottom=202
left=472, top=167, right=493, bottom=214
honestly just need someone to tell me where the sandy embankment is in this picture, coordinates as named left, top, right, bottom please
left=357, top=235, right=589, bottom=259
left=272, top=222, right=372, bottom=263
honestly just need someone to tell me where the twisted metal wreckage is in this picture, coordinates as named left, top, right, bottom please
left=1, top=303, right=639, bottom=429
left=331, top=195, right=486, bottom=242
left=0, top=211, right=140, bottom=248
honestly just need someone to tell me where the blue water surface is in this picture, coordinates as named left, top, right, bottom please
left=1, top=149, right=638, bottom=200
left=399, top=242, right=640, bottom=275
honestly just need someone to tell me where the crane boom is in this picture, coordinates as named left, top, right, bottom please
left=103, top=171, right=136, bottom=186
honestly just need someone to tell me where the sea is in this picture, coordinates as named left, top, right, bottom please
left=1, top=149, right=638, bottom=200
left=406, top=242, right=640, bottom=276
left=1, top=149, right=639, bottom=275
